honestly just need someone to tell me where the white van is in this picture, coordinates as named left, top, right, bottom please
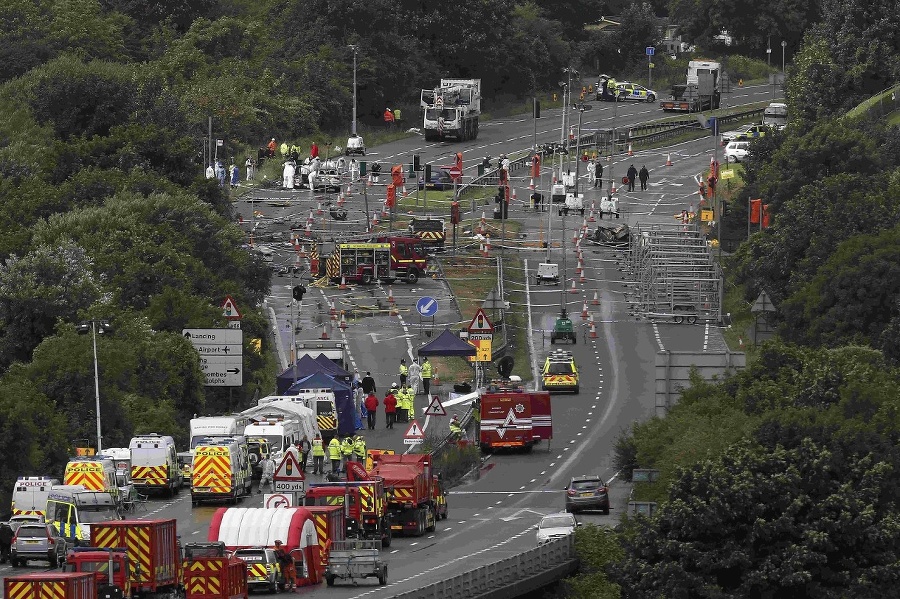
left=129, top=433, right=183, bottom=496
left=11, top=476, right=60, bottom=517
left=190, top=415, right=250, bottom=449
left=243, top=415, right=302, bottom=460
left=763, top=102, right=788, bottom=130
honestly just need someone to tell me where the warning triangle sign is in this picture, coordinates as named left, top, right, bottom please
left=273, top=451, right=305, bottom=481
left=222, top=295, right=243, bottom=320
left=467, top=308, right=494, bottom=332
left=423, top=395, right=446, bottom=416
left=404, top=420, right=426, bottom=440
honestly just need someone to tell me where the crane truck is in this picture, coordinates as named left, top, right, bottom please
left=660, top=60, right=721, bottom=112
left=420, top=79, right=481, bottom=141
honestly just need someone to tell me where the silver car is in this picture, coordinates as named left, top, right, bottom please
left=10, top=523, right=67, bottom=567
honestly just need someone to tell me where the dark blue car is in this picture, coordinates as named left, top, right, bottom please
left=418, top=168, right=455, bottom=191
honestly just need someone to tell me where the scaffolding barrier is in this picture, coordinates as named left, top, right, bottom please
left=623, top=222, right=722, bottom=324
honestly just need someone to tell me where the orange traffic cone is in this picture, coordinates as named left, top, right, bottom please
left=321, top=324, right=330, bottom=340
left=337, top=193, right=345, bottom=206
left=581, top=302, right=589, bottom=318
left=381, top=203, right=388, bottom=217
left=316, top=202, right=323, bottom=215
left=511, top=188, right=517, bottom=202
left=589, top=201, right=596, bottom=222
left=666, top=153, right=673, bottom=166
left=581, top=217, right=588, bottom=232
left=579, top=268, right=587, bottom=283
left=590, top=321, right=598, bottom=339
left=529, top=178, right=534, bottom=190
left=592, top=290, right=600, bottom=306
left=339, top=276, right=348, bottom=290
left=339, top=311, right=348, bottom=330
left=307, top=210, right=314, bottom=225
left=388, top=286, right=395, bottom=304
left=627, top=143, right=634, bottom=156
left=483, top=235, right=491, bottom=257
left=569, top=279, right=578, bottom=294
left=304, top=222, right=312, bottom=237
left=373, top=211, right=380, bottom=226
left=346, top=184, right=353, bottom=197
left=298, top=243, right=308, bottom=258
left=575, top=260, right=582, bottom=275
left=478, top=211, right=486, bottom=234
left=330, top=301, right=337, bottom=319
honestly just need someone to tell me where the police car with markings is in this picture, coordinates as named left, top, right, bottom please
left=615, top=82, right=657, bottom=102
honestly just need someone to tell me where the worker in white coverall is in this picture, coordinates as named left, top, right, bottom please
left=283, top=160, right=295, bottom=189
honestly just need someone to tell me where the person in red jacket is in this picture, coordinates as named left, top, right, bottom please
left=364, top=391, right=379, bottom=430
left=310, top=141, right=319, bottom=159
left=384, top=384, right=398, bottom=429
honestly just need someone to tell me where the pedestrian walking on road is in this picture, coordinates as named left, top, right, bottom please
left=421, top=356, right=433, bottom=397
left=327, top=436, right=341, bottom=474
left=245, top=156, right=254, bottom=181
left=384, top=385, right=398, bottom=429
left=365, top=392, right=379, bottom=430
left=399, top=358, right=408, bottom=387
left=408, top=358, right=422, bottom=395
left=311, top=433, right=325, bottom=475
left=361, top=371, right=376, bottom=396
left=205, top=164, right=215, bottom=180
left=626, top=164, right=638, bottom=192
left=298, top=436, right=311, bottom=473
left=587, top=159, right=596, bottom=186
left=230, top=163, right=239, bottom=188
left=639, top=165, right=650, bottom=191
left=594, top=161, right=603, bottom=188
left=258, top=455, right=275, bottom=494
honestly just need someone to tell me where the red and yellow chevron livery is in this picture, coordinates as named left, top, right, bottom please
left=4, top=573, right=96, bottom=599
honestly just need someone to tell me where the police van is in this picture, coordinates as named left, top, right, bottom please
left=11, top=476, right=60, bottom=517
left=191, top=437, right=251, bottom=506
left=129, top=433, right=183, bottom=496
left=46, top=485, right=121, bottom=546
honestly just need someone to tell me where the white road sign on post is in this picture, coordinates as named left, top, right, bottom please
left=183, top=328, right=243, bottom=387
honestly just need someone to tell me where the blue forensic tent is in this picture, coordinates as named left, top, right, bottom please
left=276, top=355, right=339, bottom=394
left=313, top=354, right=353, bottom=384
left=286, top=372, right=356, bottom=437
left=417, top=328, right=478, bottom=357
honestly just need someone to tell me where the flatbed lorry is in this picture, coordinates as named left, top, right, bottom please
left=660, top=60, right=721, bottom=112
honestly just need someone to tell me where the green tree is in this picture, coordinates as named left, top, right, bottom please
left=0, top=241, right=101, bottom=368
left=780, top=226, right=900, bottom=347
left=612, top=434, right=900, bottom=598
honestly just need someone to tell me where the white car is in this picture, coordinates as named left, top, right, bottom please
left=724, top=141, right=750, bottom=163
left=536, top=512, right=579, bottom=545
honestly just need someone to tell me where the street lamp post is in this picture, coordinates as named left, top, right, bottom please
left=349, top=45, right=359, bottom=135
left=77, top=319, right=111, bottom=453
left=781, top=40, right=786, bottom=72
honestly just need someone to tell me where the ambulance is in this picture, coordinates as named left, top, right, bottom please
left=129, top=433, right=183, bottom=496
left=191, top=438, right=250, bottom=506
left=63, top=457, right=118, bottom=504
left=11, top=476, right=60, bottom=517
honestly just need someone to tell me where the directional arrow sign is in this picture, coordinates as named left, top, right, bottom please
left=416, top=296, right=439, bottom=317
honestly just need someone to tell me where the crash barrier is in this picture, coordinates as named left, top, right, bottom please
left=458, top=108, right=763, bottom=198
left=392, top=535, right=578, bottom=598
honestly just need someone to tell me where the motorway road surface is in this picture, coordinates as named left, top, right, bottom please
left=0, top=84, right=778, bottom=594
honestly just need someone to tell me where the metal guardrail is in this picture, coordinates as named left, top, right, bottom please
left=458, top=108, right=763, bottom=198
left=391, top=535, right=577, bottom=598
